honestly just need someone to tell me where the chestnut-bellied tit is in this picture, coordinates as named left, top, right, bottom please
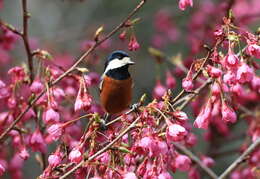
left=99, top=50, right=134, bottom=117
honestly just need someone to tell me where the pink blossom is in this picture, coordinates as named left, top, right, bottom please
left=30, top=129, right=46, bottom=153
left=236, top=63, right=254, bottom=83
left=182, top=77, right=194, bottom=92
left=19, top=147, right=29, bottom=160
left=7, top=95, right=17, bottom=109
left=166, top=70, right=176, bottom=89
left=223, top=50, right=239, bottom=69
left=172, top=110, right=189, bottom=121
left=48, top=153, right=62, bottom=167
left=153, top=80, right=167, bottom=99
left=185, top=133, right=197, bottom=147
left=188, top=167, right=200, bottom=179
left=8, top=66, right=26, bottom=83
left=221, top=102, right=236, bottom=123
left=223, top=71, right=237, bottom=85
left=201, top=155, right=215, bottom=167
left=194, top=101, right=212, bottom=129
left=0, top=82, right=10, bottom=99
left=128, top=35, right=140, bottom=51
left=30, top=78, right=44, bottom=93
left=119, top=30, right=126, bottom=41
left=206, top=65, right=222, bottom=78
left=175, top=154, right=191, bottom=171
left=69, top=147, right=83, bottom=163
left=123, top=172, right=137, bottom=179
left=179, top=0, right=193, bottom=11
left=158, top=171, right=172, bottom=179
left=96, top=152, right=110, bottom=164
left=211, top=82, right=221, bottom=96
left=47, top=123, right=63, bottom=142
left=246, top=43, right=260, bottom=58
left=251, top=75, right=260, bottom=92
left=0, top=163, right=5, bottom=176
left=74, top=85, right=92, bottom=112
left=138, top=136, right=157, bottom=157
left=167, top=123, right=187, bottom=141
left=43, top=107, right=60, bottom=124
left=230, top=83, right=244, bottom=96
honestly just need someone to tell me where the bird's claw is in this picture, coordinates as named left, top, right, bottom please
left=131, top=103, right=139, bottom=112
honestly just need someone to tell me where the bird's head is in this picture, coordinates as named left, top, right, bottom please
left=104, top=50, right=135, bottom=73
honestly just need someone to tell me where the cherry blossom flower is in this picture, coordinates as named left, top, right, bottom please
left=153, top=80, right=167, bottom=99
left=167, top=123, right=187, bottom=141
left=179, top=0, right=193, bottom=11
left=221, top=101, right=237, bottom=123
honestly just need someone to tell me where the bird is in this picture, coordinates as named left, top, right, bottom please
left=99, top=50, right=134, bottom=119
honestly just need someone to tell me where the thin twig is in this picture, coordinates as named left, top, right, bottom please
left=173, top=142, right=218, bottom=179
left=21, top=0, right=34, bottom=81
left=0, top=0, right=146, bottom=143
left=218, top=138, right=260, bottom=179
left=0, top=20, right=22, bottom=35
left=59, top=116, right=141, bottom=179
left=171, top=49, right=213, bottom=105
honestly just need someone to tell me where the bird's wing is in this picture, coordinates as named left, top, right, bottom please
left=99, top=73, right=105, bottom=92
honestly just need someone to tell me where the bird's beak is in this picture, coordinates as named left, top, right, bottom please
left=126, top=58, right=135, bottom=65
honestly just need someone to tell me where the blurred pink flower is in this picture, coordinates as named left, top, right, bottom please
left=221, top=102, right=236, bottom=123
left=69, top=147, right=83, bottom=163
left=167, top=123, right=187, bottom=141
left=48, top=153, right=62, bottom=167
left=236, top=63, right=254, bottom=83
left=166, top=70, right=176, bottom=89
left=8, top=66, right=26, bottom=83
left=30, top=78, right=44, bottom=94
left=128, top=35, right=140, bottom=51
left=194, top=101, right=212, bottom=129
left=19, top=147, right=29, bottom=160
left=179, top=0, right=193, bottom=11
left=47, top=123, right=63, bottom=142
left=0, top=163, right=5, bottom=176
left=123, top=172, right=137, bottom=179
left=247, top=43, right=260, bottom=58
left=43, top=107, right=60, bottom=124
left=175, top=154, right=191, bottom=171
left=153, top=80, right=167, bottom=99
left=182, top=77, right=194, bottom=92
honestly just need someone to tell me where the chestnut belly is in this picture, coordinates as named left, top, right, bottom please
left=100, top=76, right=132, bottom=114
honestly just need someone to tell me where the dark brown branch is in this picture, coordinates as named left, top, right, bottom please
left=0, top=0, right=146, bottom=143
left=21, top=0, right=34, bottom=81
left=173, top=142, right=218, bottom=179
left=218, top=138, right=260, bottom=179
left=0, top=20, right=22, bottom=36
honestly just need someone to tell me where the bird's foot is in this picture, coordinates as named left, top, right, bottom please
left=130, top=103, right=140, bottom=113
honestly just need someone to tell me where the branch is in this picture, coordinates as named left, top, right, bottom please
left=21, top=0, right=34, bottom=81
left=0, top=0, right=146, bottom=143
left=218, top=137, right=260, bottom=179
left=0, top=21, right=22, bottom=36
left=173, top=142, right=218, bottom=179
left=59, top=116, right=141, bottom=179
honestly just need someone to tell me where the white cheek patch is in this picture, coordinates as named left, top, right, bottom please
left=104, top=57, right=132, bottom=74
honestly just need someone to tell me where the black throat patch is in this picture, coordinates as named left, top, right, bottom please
left=106, top=65, right=130, bottom=80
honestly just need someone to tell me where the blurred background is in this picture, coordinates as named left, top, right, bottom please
left=0, top=0, right=260, bottom=178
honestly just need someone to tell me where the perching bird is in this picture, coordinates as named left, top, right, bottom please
left=100, top=50, right=134, bottom=117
